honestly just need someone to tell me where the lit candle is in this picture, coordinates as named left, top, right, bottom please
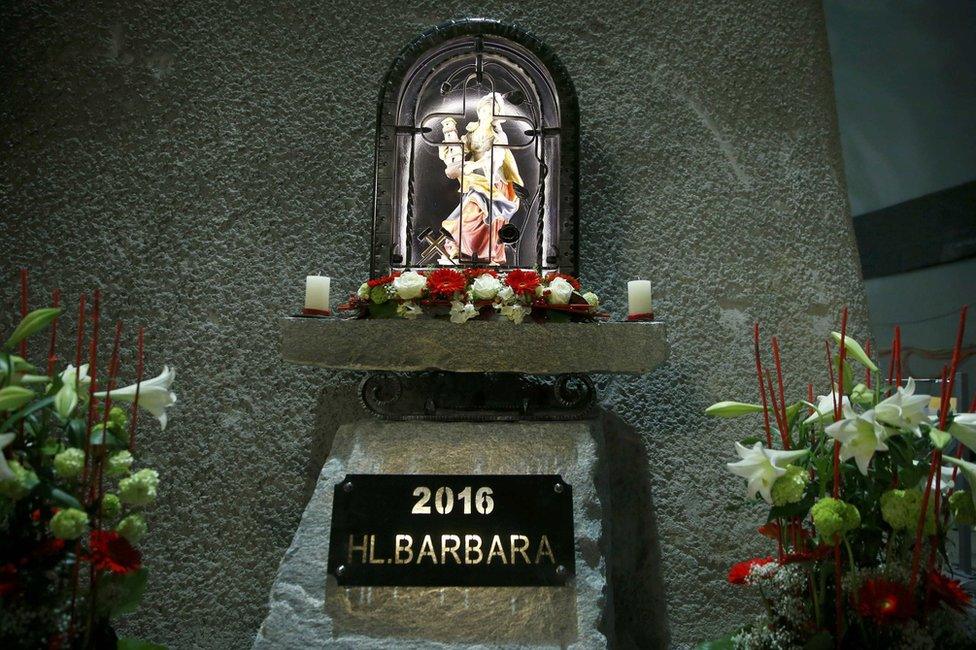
left=304, top=275, right=331, bottom=315
left=627, top=280, right=653, bottom=317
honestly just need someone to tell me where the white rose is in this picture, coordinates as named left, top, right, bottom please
left=547, top=277, right=574, bottom=305
left=582, top=292, right=599, bottom=307
left=393, top=271, right=427, bottom=300
left=497, top=286, right=515, bottom=304
left=471, top=274, right=502, bottom=300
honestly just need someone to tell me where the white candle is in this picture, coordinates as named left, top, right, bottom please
left=627, top=280, right=653, bottom=315
left=304, top=275, right=331, bottom=312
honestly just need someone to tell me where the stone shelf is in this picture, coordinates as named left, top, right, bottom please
left=281, top=317, right=668, bottom=375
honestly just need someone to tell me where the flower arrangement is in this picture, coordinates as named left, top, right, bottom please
left=341, top=268, right=603, bottom=323
left=705, top=308, right=975, bottom=649
left=1, top=273, right=175, bottom=649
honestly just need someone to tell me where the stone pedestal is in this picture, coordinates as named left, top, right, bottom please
left=254, top=419, right=612, bottom=649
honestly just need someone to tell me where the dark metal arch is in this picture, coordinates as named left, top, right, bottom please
left=369, top=18, right=580, bottom=277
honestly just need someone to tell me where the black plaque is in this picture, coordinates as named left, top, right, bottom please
left=327, top=474, right=575, bottom=586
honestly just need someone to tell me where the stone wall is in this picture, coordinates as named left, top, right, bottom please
left=0, top=1, right=867, bottom=647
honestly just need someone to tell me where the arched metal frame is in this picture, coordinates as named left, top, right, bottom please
left=370, top=18, right=580, bottom=277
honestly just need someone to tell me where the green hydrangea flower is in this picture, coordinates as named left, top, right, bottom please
left=370, top=285, right=389, bottom=304
left=100, top=493, right=121, bottom=519
left=109, top=406, right=127, bottom=430
left=357, top=282, right=370, bottom=299
left=582, top=292, right=599, bottom=308
left=106, top=450, right=134, bottom=477
left=881, top=488, right=935, bottom=534
left=50, top=507, right=89, bottom=539
left=0, top=459, right=39, bottom=501
left=949, top=490, right=976, bottom=526
left=54, top=447, right=85, bottom=479
left=116, top=513, right=147, bottom=543
left=119, top=468, right=159, bottom=506
left=771, top=465, right=809, bottom=506
left=811, top=497, right=860, bottom=542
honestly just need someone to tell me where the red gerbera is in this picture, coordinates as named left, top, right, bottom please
left=856, top=578, right=915, bottom=624
left=544, top=271, right=581, bottom=290
left=87, top=530, right=141, bottom=574
left=727, top=556, right=775, bottom=585
left=464, top=268, right=498, bottom=279
left=927, top=572, right=972, bottom=613
left=781, top=544, right=833, bottom=564
left=505, top=269, right=541, bottom=296
left=427, top=268, right=467, bottom=297
left=366, top=271, right=401, bottom=288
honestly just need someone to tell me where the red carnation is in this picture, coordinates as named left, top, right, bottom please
left=427, top=268, right=467, bottom=297
left=927, top=572, right=971, bottom=613
left=366, top=272, right=401, bottom=288
left=856, top=578, right=915, bottom=624
left=727, top=556, right=775, bottom=585
left=505, top=269, right=541, bottom=296
left=87, top=530, right=141, bottom=575
left=464, top=268, right=498, bottom=279
left=544, top=271, right=581, bottom=290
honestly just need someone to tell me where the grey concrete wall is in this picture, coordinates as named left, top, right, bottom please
left=0, top=1, right=868, bottom=647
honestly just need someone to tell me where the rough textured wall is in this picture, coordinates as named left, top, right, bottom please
left=0, top=1, right=867, bottom=647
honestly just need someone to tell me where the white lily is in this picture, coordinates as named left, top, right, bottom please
left=949, top=413, right=976, bottom=454
left=726, top=441, right=808, bottom=504
left=449, top=302, right=478, bottom=324
left=803, top=391, right=851, bottom=425
left=824, top=406, right=889, bottom=475
left=96, top=366, right=177, bottom=430
left=53, top=364, right=91, bottom=418
left=0, top=433, right=15, bottom=481
left=874, top=378, right=931, bottom=435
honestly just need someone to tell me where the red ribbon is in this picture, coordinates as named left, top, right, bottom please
left=626, top=312, right=655, bottom=321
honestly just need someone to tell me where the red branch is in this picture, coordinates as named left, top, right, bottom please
left=771, top=336, right=789, bottom=448
left=754, top=323, right=773, bottom=447
left=89, top=321, right=122, bottom=507
left=74, top=293, right=87, bottom=387
left=765, top=368, right=790, bottom=449
left=81, top=290, right=101, bottom=487
left=46, top=288, right=61, bottom=376
left=129, top=327, right=144, bottom=453
left=910, top=306, right=967, bottom=590
left=835, top=308, right=848, bottom=421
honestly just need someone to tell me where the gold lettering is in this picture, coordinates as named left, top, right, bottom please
left=441, top=535, right=461, bottom=564
left=510, top=534, right=530, bottom=564
left=418, top=534, right=438, bottom=564
left=368, top=535, right=385, bottom=564
left=535, top=534, right=555, bottom=564
left=464, top=535, right=483, bottom=564
left=487, top=535, right=507, bottom=564
left=348, top=534, right=368, bottom=564
left=394, top=534, right=414, bottom=564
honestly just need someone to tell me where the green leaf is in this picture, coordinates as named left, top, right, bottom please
left=705, top=401, right=764, bottom=417
left=97, top=568, right=148, bottom=618
left=830, top=331, right=879, bottom=372
left=368, top=301, right=398, bottom=319
left=3, top=307, right=62, bottom=351
left=118, top=639, right=167, bottom=650
left=803, top=631, right=834, bottom=650
left=90, top=426, right=125, bottom=449
left=49, top=487, right=82, bottom=510
left=0, top=385, right=35, bottom=412
left=929, top=428, right=951, bottom=450
left=696, top=634, right=737, bottom=650
left=66, top=418, right=87, bottom=447
left=1, top=394, right=55, bottom=433
left=739, top=435, right=761, bottom=446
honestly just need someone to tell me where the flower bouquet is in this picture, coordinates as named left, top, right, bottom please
left=1, top=275, right=175, bottom=649
left=704, top=309, right=975, bottom=649
left=340, top=268, right=604, bottom=323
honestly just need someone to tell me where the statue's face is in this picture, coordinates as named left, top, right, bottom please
left=477, top=100, right=495, bottom=122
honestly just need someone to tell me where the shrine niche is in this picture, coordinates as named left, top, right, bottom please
left=370, top=19, right=580, bottom=276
